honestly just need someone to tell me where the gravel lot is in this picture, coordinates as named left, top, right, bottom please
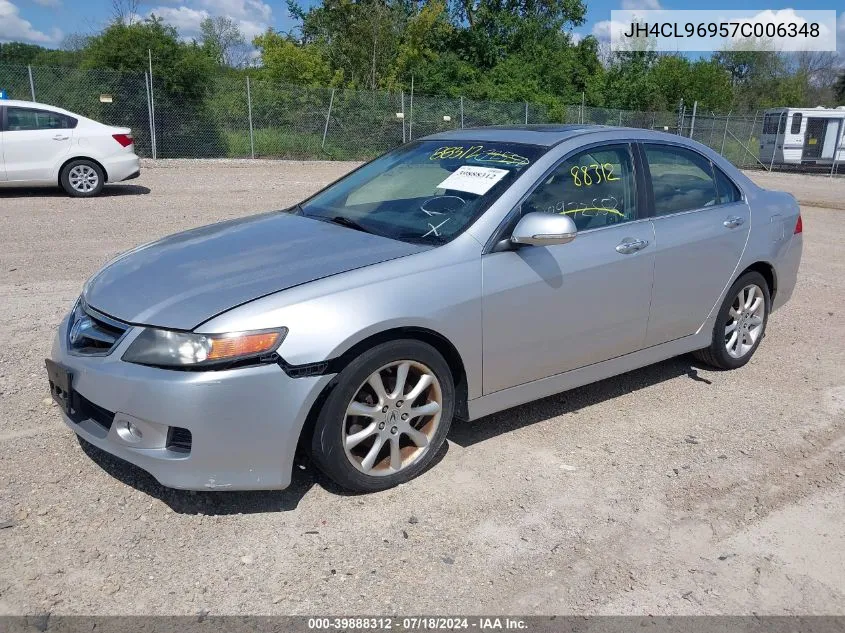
left=0, top=161, right=843, bottom=616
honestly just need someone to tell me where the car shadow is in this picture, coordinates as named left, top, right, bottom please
left=0, top=184, right=150, bottom=197
left=77, top=354, right=708, bottom=515
left=77, top=432, right=451, bottom=515
left=448, top=354, right=712, bottom=447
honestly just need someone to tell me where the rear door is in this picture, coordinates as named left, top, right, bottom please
left=2, top=106, right=75, bottom=182
left=642, top=142, right=750, bottom=347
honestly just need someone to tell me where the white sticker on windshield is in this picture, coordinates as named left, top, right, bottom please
left=436, top=165, right=509, bottom=196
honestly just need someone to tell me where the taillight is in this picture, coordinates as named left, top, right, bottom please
left=794, top=215, right=802, bottom=234
left=112, top=133, right=133, bottom=147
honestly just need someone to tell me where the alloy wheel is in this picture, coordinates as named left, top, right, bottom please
left=68, top=165, right=99, bottom=193
left=342, top=360, right=443, bottom=476
left=725, top=284, right=766, bottom=359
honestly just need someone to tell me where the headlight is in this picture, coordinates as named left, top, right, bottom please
left=122, top=327, right=286, bottom=368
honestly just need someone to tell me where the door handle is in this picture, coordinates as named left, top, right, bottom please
left=615, top=238, right=649, bottom=254
left=723, top=216, right=745, bottom=228
left=52, top=135, right=69, bottom=141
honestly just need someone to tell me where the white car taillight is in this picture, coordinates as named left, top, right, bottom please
left=112, top=133, right=133, bottom=148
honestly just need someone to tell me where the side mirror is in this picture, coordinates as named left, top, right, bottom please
left=511, top=212, right=577, bottom=247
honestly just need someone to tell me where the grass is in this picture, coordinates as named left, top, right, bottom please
left=224, top=128, right=383, bottom=161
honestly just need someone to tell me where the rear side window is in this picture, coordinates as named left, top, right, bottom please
left=522, top=144, right=638, bottom=231
left=644, top=144, right=718, bottom=215
left=790, top=113, right=802, bottom=134
left=6, top=107, right=76, bottom=131
left=713, top=166, right=741, bottom=204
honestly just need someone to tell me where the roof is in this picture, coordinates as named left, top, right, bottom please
left=0, top=99, right=73, bottom=114
left=422, top=124, right=606, bottom=147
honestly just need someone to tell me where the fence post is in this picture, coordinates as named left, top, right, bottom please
left=460, top=96, right=464, bottom=129
left=769, top=112, right=784, bottom=172
left=747, top=109, right=758, bottom=150
left=27, top=65, right=35, bottom=101
left=246, top=76, right=255, bottom=159
left=148, top=49, right=157, bottom=160
left=580, top=92, right=585, bottom=124
left=830, top=119, right=842, bottom=178
left=676, top=100, right=685, bottom=135
left=720, top=111, right=731, bottom=156
left=144, top=71, right=155, bottom=160
left=618, top=110, right=622, bottom=126
left=409, top=75, right=414, bottom=141
left=524, top=102, right=528, bottom=125
left=401, top=91, right=406, bottom=143
left=321, top=87, right=335, bottom=150
left=689, top=101, right=697, bottom=139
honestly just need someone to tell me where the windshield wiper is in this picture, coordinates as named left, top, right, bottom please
left=324, top=216, right=373, bottom=235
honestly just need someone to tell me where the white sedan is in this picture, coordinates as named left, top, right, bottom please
left=0, top=100, right=140, bottom=197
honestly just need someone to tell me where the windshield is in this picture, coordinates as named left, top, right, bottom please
left=295, top=140, right=544, bottom=244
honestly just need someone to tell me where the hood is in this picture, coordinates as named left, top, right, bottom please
left=83, top=212, right=429, bottom=330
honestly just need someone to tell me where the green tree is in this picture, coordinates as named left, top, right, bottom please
left=449, top=0, right=587, bottom=68
left=646, top=56, right=732, bottom=112
left=199, top=16, right=249, bottom=67
left=253, top=29, right=337, bottom=86
left=714, top=47, right=804, bottom=109
left=83, top=17, right=223, bottom=157
left=0, top=42, right=47, bottom=65
left=291, top=0, right=410, bottom=89
left=84, top=17, right=216, bottom=103
left=602, top=51, right=658, bottom=111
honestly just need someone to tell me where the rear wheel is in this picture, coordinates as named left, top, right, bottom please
left=693, top=271, right=770, bottom=370
left=60, top=159, right=104, bottom=197
left=310, top=340, right=454, bottom=492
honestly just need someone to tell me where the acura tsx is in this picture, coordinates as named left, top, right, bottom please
left=46, top=125, right=802, bottom=492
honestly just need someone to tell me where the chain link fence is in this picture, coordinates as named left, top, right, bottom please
left=0, top=62, right=840, bottom=175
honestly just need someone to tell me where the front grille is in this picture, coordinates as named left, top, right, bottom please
left=70, top=393, right=115, bottom=430
left=68, top=302, right=129, bottom=356
left=166, top=427, right=193, bottom=453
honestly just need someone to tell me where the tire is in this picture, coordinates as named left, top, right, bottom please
left=60, top=159, right=105, bottom=197
left=310, top=340, right=455, bottom=492
left=693, top=271, right=770, bottom=370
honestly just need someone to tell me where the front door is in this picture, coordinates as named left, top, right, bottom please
left=481, top=143, right=655, bottom=394
left=642, top=143, right=750, bottom=347
left=2, top=106, right=74, bottom=182
left=803, top=118, right=826, bottom=159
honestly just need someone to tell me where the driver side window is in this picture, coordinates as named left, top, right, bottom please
left=522, top=144, right=638, bottom=231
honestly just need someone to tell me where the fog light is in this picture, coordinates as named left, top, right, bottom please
left=115, top=418, right=144, bottom=443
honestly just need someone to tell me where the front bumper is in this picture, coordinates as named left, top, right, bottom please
left=50, top=313, right=333, bottom=490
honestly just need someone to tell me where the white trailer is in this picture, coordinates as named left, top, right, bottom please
left=760, top=106, right=845, bottom=167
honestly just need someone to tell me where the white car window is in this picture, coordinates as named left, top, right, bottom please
left=6, top=107, right=74, bottom=131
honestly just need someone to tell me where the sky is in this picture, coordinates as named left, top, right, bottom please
left=0, top=0, right=843, bottom=55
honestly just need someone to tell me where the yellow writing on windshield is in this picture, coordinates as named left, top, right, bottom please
left=430, top=145, right=530, bottom=167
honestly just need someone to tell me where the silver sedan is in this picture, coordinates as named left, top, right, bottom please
left=47, top=126, right=803, bottom=492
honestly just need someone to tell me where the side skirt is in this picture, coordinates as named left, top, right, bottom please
left=467, top=329, right=711, bottom=421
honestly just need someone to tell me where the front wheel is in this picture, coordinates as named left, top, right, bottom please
left=310, top=340, right=454, bottom=492
left=693, top=271, right=770, bottom=370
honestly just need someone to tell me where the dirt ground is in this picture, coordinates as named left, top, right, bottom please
left=0, top=161, right=843, bottom=616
